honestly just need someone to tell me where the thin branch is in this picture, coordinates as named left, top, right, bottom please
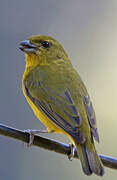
left=0, top=124, right=117, bottom=170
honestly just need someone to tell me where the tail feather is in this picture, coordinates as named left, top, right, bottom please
left=77, top=145, right=92, bottom=175
left=74, top=142, right=104, bottom=176
left=86, top=147, right=104, bottom=176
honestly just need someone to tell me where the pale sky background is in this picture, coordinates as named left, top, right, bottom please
left=0, top=0, right=117, bottom=179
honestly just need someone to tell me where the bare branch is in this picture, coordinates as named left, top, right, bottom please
left=0, top=124, right=117, bottom=170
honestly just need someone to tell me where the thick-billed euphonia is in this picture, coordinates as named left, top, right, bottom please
left=19, top=35, right=104, bottom=176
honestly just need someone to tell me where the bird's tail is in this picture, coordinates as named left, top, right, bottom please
left=74, top=141, right=104, bottom=176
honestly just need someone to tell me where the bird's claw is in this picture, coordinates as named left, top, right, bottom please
left=24, top=129, right=48, bottom=146
left=68, top=143, right=75, bottom=161
left=24, top=129, right=35, bottom=146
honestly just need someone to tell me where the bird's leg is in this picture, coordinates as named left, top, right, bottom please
left=68, top=143, right=76, bottom=161
left=24, top=129, right=50, bottom=146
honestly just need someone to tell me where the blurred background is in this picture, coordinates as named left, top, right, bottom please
left=0, top=0, right=117, bottom=179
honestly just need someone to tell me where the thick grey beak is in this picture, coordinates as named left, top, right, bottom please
left=19, top=40, right=37, bottom=53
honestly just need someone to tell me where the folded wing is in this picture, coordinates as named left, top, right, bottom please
left=24, top=81, right=86, bottom=144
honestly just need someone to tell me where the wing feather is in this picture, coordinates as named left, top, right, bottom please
left=83, top=95, right=99, bottom=142
left=25, top=85, right=85, bottom=144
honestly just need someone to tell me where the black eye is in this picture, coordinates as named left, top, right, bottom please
left=42, top=41, right=50, bottom=48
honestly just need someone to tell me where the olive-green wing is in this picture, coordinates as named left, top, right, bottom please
left=24, top=82, right=86, bottom=144
left=83, top=95, right=99, bottom=142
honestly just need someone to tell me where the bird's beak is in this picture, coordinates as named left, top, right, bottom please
left=19, top=40, right=37, bottom=53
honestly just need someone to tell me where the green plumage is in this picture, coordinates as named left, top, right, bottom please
left=20, top=35, right=104, bottom=176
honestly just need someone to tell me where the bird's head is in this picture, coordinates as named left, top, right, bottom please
left=19, top=35, right=69, bottom=68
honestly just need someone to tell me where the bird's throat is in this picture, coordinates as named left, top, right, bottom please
left=25, top=54, right=48, bottom=70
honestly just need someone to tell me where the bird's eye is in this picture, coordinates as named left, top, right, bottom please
left=42, top=41, right=50, bottom=48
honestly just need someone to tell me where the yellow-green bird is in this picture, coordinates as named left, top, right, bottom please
left=19, top=35, right=104, bottom=176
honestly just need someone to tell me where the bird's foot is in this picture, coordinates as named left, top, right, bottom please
left=68, top=143, right=76, bottom=161
left=24, top=129, right=48, bottom=146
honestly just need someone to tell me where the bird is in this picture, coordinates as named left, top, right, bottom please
left=19, top=35, right=104, bottom=176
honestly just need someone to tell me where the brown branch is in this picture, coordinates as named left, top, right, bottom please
left=0, top=123, right=117, bottom=170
